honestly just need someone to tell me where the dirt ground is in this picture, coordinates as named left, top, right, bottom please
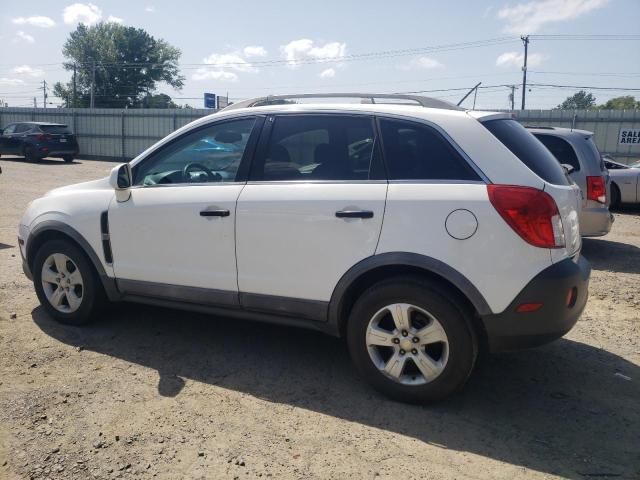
left=0, top=156, right=638, bottom=480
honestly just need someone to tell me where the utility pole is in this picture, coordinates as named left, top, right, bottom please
left=521, top=35, right=529, bottom=110
left=90, top=61, right=96, bottom=109
left=40, top=80, right=48, bottom=109
left=508, top=85, right=516, bottom=110
left=73, top=63, right=77, bottom=108
left=33, top=97, right=37, bottom=108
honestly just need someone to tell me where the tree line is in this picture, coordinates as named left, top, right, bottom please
left=556, top=90, right=640, bottom=110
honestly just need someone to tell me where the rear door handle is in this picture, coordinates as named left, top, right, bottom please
left=200, top=209, right=230, bottom=217
left=335, top=210, right=374, bottom=219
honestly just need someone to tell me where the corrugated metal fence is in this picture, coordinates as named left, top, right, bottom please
left=0, top=107, right=213, bottom=160
left=0, top=107, right=638, bottom=161
left=512, top=109, right=640, bottom=159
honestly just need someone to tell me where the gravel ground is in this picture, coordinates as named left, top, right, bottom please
left=0, top=156, right=638, bottom=480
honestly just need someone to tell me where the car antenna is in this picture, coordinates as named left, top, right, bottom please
left=457, top=82, right=482, bottom=107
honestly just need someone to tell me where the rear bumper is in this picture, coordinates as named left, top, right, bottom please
left=580, top=206, right=613, bottom=237
left=482, top=256, right=591, bottom=352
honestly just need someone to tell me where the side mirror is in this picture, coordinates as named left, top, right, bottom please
left=109, top=163, right=132, bottom=202
left=561, top=163, right=575, bottom=175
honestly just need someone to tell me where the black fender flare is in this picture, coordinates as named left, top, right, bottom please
left=327, top=252, right=492, bottom=334
left=26, top=220, right=120, bottom=301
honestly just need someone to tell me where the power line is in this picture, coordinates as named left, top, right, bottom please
left=528, top=83, right=640, bottom=91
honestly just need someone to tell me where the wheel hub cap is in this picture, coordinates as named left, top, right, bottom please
left=365, top=303, right=449, bottom=386
left=41, top=253, right=84, bottom=314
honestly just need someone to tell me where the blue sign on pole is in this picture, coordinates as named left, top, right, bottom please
left=204, top=93, right=216, bottom=109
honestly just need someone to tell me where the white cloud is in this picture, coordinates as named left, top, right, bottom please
left=320, top=68, right=336, bottom=78
left=192, top=70, right=238, bottom=82
left=496, top=51, right=544, bottom=67
left=16, top=31, right=35, bottom=44
left=145, top=5, right=155, bottom=12
left=63, top=3, right=103, bottom=25
left=12, top=65, right=45, bottom=77
left=11, top=16, right=56, bottom=28
left=280, top=39, right=346, bottom=68
left=407, top=56, right=443, bottom=70
left=202, top=53, right=256, bottom=73
left=497, top=0, right=610, bottom=34
left=0, top=78, right=26, bottom=86
left=192, top=52, right=259, bottom=82
left=106, top=15, right=123, bottom=24
left=243, top=46, right=267, bottom=58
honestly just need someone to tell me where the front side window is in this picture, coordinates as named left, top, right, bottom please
left=132, top=117, right=256, bottom=186
left=379, top=118, right=480, bottom=181
left=2, top=124, right=16, bottom=135
left=252, top=115, right=377, bottom=181
left=14, top=124, right=30, bottom=133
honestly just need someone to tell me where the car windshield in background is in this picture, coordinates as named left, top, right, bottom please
left=483, top=119, right=570, bottom=186
left=39, top=125, right=72, bottom=134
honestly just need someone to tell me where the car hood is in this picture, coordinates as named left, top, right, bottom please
left=44, top=176, right=111, bottom=197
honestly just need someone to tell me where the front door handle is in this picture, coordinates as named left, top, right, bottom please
left=335, top=210, right=374, bottom=219
left=200, top=209, right=230, bottom=217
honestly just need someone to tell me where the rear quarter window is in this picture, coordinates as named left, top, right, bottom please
left=483, top=119, right=570, bottom=186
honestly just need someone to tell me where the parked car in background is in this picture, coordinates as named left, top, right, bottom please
left=0, top=122, right=79, bottom=163
left=18, top=93, right=590, bottom=403
left=528, top=126, right=613, bottom=237
left=602, top=155, right=640, bottom=207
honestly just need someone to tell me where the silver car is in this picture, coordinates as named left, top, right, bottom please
left=602, top=155, right=640, bottom=207
left=528, top=127, right=613, bottom=237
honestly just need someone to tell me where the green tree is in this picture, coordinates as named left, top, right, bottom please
left=53, top=22, right=184, bottom=108
left=141, top=93, right=179, bottom=108
left=556, top=90, right=596, bottom=110
left=598, top=96, right=640, bottom=110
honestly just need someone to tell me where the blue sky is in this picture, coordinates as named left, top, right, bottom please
left=0, top=0, right=638, bottom=109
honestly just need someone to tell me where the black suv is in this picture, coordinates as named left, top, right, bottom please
left=0, top=122, right=79, bottom=162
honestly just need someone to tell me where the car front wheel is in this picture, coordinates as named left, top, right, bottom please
left=347, top=276, right=477, bottom=403
left=33, top=239, right=104, bottom=325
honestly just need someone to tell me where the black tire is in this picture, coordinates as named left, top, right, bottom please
left=62, top=156, right=74, bottom=163
left=24, top=145, right=40, bottom=162
left=346, top=276, right=477, bottom=403
left=33, top=239, right=105, bottom=325
left=610, top=183, right=621, bottom=210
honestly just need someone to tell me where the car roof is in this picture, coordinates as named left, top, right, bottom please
left=525, top=126, right=593, bottom=137
left=19, top=121, right=67, bottom=126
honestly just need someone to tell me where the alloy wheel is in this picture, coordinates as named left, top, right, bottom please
left=41, top=253, right=84, bottom=313
left=365, top=303, right=449, bottom=386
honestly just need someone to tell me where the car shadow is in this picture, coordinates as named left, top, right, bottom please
left=0, top=155, right=80, bottom=165
left=582, top=237, right=640, bottom=274
left=32, top=305, right=639, bottom=479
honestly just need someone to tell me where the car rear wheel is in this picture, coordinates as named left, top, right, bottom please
left=610, top=183, right=621, bottom=209
left=33, top=239, right=105, bottom=325
left=62, top=155, right=74, bottom=163
left=347, top=276, right=477, bottom=403
left=24, top=145, right=40, bottom=162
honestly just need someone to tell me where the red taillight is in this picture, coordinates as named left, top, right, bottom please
left=586, top=176, right=606, bottom=204
left=36, top=133, right=51, bottom=141
left=487, top=185, right=565, bottom=249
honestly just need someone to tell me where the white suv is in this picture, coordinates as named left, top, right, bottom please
left=18, top=94, right=591, bottom=403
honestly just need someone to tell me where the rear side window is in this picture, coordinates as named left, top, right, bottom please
left=379, top=118, right=480, bottom=181
left=534, top=134, right=580, bottom=172
left=252, top=115, right=379, bottom=181
left=483, top=119, right=569, bottom=186
left=39, top=125, right=71, bottom=134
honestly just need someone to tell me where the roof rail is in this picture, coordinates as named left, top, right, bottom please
left=221, top=93, right=464, bottom=112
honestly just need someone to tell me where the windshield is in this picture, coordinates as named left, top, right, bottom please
left=39, top=125, right=71, bottom=134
